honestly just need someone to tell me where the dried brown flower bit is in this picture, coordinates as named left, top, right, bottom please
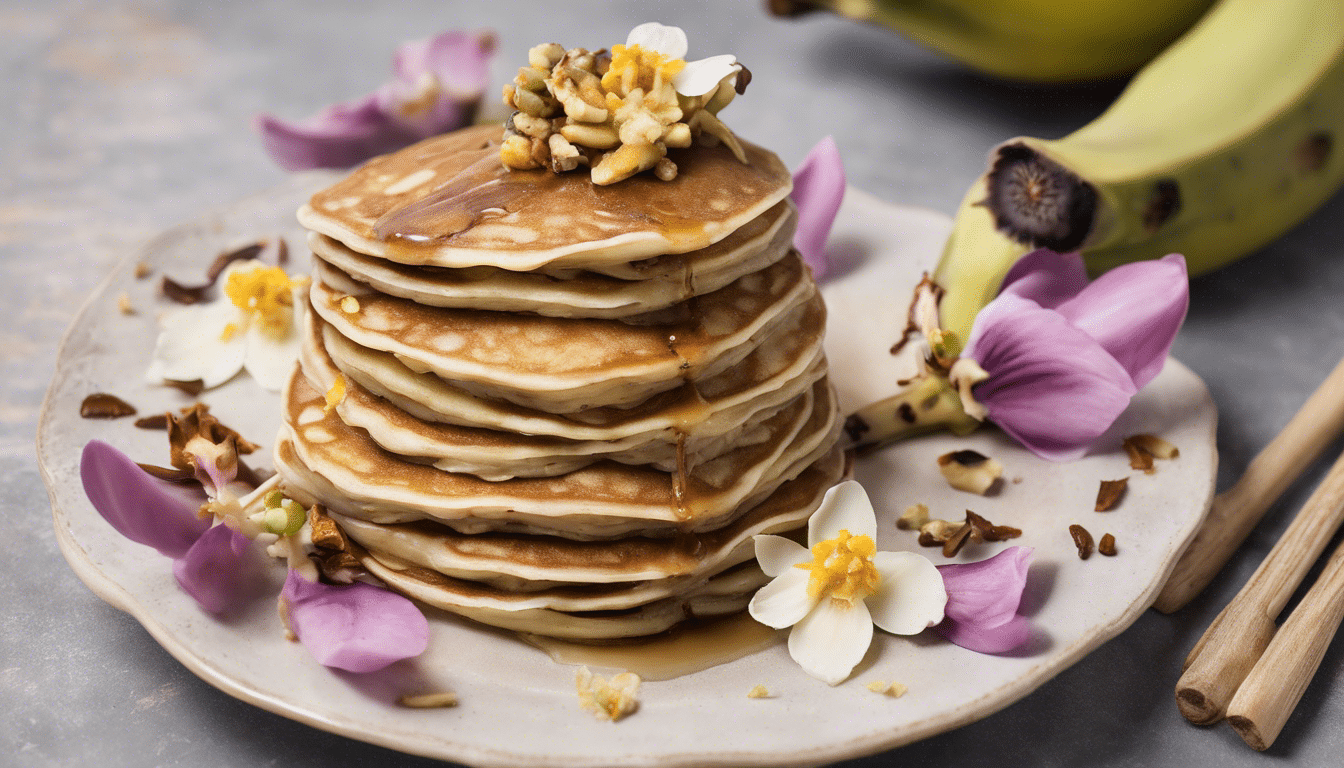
left=1070, top=524, right=1095, bottom=560
left=160, top=239, right=280, bottom=304
left=80, top=393, right=137, bottom=419
left=308, top=504, right=367, bottom=580
left=1123, top=434, right=1179, bottom=474
left=167, top=403, right=263, bottom=487
left=575, top=666, right=640, bottom=721
left=1095, top=478, right=1129, bottom=511
left=1098, top=533, right=1118, bottom=556
left=937, top=450, right=1003, bottom=495
left=916, top=510, right=1021, bottom=557
left=133, top=413, right=170, bottom=430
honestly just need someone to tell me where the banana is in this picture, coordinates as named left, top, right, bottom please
left=935, top=0, right=1344, bottom=341
left=767, top=0, right=1214, bottom=83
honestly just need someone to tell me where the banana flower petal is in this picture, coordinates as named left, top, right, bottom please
left=962, top=252, right=1188, bottom=461
left=173, top=523, right=261, bottom=615
left=256, top=30, right=494, bottom=171
left=80, top=440, right=209, bottom=559
left=935, top=547, right=1033, bottom=654
left=281, top=569, right=430, bottom=673
left=789, top=136, right=845, bottom=281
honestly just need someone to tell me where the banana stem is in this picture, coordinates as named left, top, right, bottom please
left=932, top=178, right=1030, bottom=342
left=845, top=374, right=982, bottom=452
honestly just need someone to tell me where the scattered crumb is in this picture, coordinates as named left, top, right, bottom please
left=398, top=692, right=459, bottom=708
left=1123, top=434, right=1178, bottom=474
left=1070, top=524, right=1095, bottom=560
left=1098, top=533, right=1117, bottom=557
left=865, top=680, right=907, bottom=697
left=340, top=295, right=361, bottom=314
left=937, top=450, right=1003, bottom=495
left=746, top=684, right=770, bottom=699
left=134, top=261, right=153, bottom=279
left=1012, top=476, right=1023, bottom=484
left=117, top=292, right=135, bottom=315
left=897, top=503, right=930, bottom=530
left=1095, top=478, right=1128, bottom=511
left=576, top=667, right=640, bottom=722
left=80, top=393, right=137, bottom=419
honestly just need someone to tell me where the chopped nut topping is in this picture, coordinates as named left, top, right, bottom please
left=965, top=510, right=1022, bottom=542
left=916, top=510, right=1020, bottom=556
left=80, top=393, right=137, bottom=419
left=937, top=450, right=1003, bottom=495
left=398, top=692, right=459, bottom=708
left=866, top=680, right=907, bottom=697
left=1070, top=524, right=1095, bottom=560
left=575, top=667, right=640, bottom=721
left=117, top=292, right=134, bottom=315
left=1095, top=478, right=1128, bottom=511
left=501, top=34, right=745, bottom=185
left=1098, top=533, right=1118, bottom=556
left=746, top=684, right=770, bottom=699
left=897, top=503, right=930, bottom=531
left=917, top=518, right=964, bottom=548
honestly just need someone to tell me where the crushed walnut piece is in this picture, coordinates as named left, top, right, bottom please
left=1095, top=478, right=1128, bottom=511
left=576, top=667, right=640, bottom=721
left=1069, top=524, right=1095, bottom=560
left=865, top=680, right=907, bottom=697
left=500, top=27, right=745, bottom=185
left=746, top=684, right=771, bottom=699
left=897, top=503, right=930, bottom=530
left=80, top=393, right=137, bottom=419
left=1098, top=533, right=1117, bottom=556
left=937, top=450, right=1003, bottom=495
left=1123, top=434, right=1179, bottom=474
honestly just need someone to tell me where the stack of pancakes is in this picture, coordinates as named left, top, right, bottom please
left=274, top=124, right=844, bottom=641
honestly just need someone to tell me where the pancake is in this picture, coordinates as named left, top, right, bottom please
left=276, top=368, right=841, bottom=539
left=307, top=200, right=796, bottom=318
left=309, top=250, right=817, bottom=412
left=297, top=124, right=793, bottom=271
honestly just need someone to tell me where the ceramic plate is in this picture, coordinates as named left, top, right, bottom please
left=38, top=178, right=1217, bottom=767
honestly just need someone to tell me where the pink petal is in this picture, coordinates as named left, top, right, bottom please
left=172, top=523, right=257, bottom=615
left=79, top=440, right=210, bottom=559
left=377, top=30, right=495, bottom=137
left=964, top=294, right=1137, bottom=461
left=255, top=97, right=418, bottom=172
left=935, top=547, right=1033, bottom=654
left=1055, top=254, right=1188, bottom=390
left=789, top=136, right=845, bottom=281
left=282, top=570, right=429, bottom=673
left=998, top=249, right=1090, bottom=309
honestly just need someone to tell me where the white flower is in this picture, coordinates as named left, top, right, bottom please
left=146, top=260, right=307, bottom=392
left=623, top=22, right=740, bottom=97
left=748, top=480, right=947, bottom=685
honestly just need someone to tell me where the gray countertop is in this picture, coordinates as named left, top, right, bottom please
left=6, top=1, right=1344, bottom=765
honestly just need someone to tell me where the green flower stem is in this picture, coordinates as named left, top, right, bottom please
left=845, top=374, right=982, bottom=451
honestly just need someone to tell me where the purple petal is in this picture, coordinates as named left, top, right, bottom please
left=1055, top=254, right=1188, bottom=390
left=255, top=97, right=419, bottom=172
left=282, top=570, right=429, bottom=673
left=378, top=31, right=494, bottom=136
left=80, top=440, right=210, bottom=559
left=789, top=136, right=845, bottom=281
left=998, top=249, right=1090, bottom=309
left=964, top=293, right=1137, bottom=461
left=935, top=547, right=1033, bottom=654
left=172, top=523, right=257, bottom=615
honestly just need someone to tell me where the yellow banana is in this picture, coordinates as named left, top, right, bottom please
left=935, top=0, right=1344, bottom=341
left=767, top=0, right=1214, bottom=83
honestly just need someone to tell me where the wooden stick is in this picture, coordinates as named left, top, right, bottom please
left=1175, top=448, right=1344, bottom=724
left=1226, top=535, right=1344, bottom=750
left=1155, top=355, right=1344, bottom=614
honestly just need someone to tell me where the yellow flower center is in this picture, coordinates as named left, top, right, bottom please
left=795, top=529, right=882, bottom=603
left=602, top=43, right=685, bottom=98
left=224, top=266, right=302, bottom=340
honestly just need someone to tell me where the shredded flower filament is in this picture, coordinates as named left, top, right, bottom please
left=796, top=529, right=882, bottom=602
left=225, top=266, right=301, bottom=339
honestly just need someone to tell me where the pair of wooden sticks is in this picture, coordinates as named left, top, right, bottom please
left=1156, top=356, right=1344, bottom=750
